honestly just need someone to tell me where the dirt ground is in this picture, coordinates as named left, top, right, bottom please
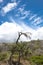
left=0, top=59, right=31, bottom=65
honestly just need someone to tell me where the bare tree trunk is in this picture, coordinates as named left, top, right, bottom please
left=16, top=34, right=21, bottom=44
left=18, top=50, right=21, bottom=65
left=8, top=32, right=31, bottom=65
left=8, top=53, right=13, bottom=65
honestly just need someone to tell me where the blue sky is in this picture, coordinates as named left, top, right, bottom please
left=0, top=0, right=43, bottom=43
left=0, top=0, right=43, bottom=28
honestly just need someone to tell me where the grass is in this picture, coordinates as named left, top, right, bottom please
left=0, top=52, right=10, bottom=61
left=0, top=40, right=43, bottom=65
left=30, top=55, right=43, bottom=65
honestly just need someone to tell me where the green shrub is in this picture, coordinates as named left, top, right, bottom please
left=0, top=52, right=9, bottom=61
left=30, top=55, right=43, bottom=65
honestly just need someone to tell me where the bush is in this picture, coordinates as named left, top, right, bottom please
left=0, top=52, right=9, bottom=61
left=30, top=55, right=43, bottom=65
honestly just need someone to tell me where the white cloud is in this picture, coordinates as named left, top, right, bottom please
left=20, top=11, right=30, bottom=19
left=32, top=17, right=43, bottom=25
left=18, top=7, right=24, bottom=13
left=18, top=4, right=26, bottom=13
left=0, top=19, right=43, bottom=43
left=29, top=14, right=37, bottom=21
left=18, top=6, right=31, bottom=19
left=0, top=22, right=23, bottom=43
left=18, top=8, right=43, bottom=25
left=0, top=0, right=3, bottom=3
left=33, top=17, right=41, bottom=23
left=1, top=2, right=17, bottom=15
left=28, top=12, right=43, bottom=26
left=37, top=27, right=43, bottom=40
left=31, top=27, right=43, bottom=40
left=34, top=18, right=43, bottom=25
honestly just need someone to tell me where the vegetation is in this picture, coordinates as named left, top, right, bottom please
left=30, top=55, right=43, bottom=65
left=0, top=32, right=43, bottom=65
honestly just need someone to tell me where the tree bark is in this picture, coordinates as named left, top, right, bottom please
left=18, top=50, right=21, bottom=65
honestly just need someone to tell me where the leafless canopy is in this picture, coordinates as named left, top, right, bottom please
left=16, top=32, right=31, bottom=44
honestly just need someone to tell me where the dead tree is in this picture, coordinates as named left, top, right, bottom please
left=16, top=32, right=31, bottom=65
left=8, top=32, right=31, bottom=65
left=16, top=32, right=31, bottom=44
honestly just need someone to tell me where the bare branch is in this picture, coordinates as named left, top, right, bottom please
left=16, top=32, right=31, bottom=44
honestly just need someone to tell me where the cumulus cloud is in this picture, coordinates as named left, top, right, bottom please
left=1, top=2, right=17, bottom=15
left=31, top=27, right=43, bottom=40
left=0, top=22, right=23, bottom=43
left=0, top=20, right=43, bottom=43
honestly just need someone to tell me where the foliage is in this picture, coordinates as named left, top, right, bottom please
left=0, top=39, right=43, bottom=65
left=0, top=52, right=9, bottom=61
left=30, top=55, right=43, bottom=65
